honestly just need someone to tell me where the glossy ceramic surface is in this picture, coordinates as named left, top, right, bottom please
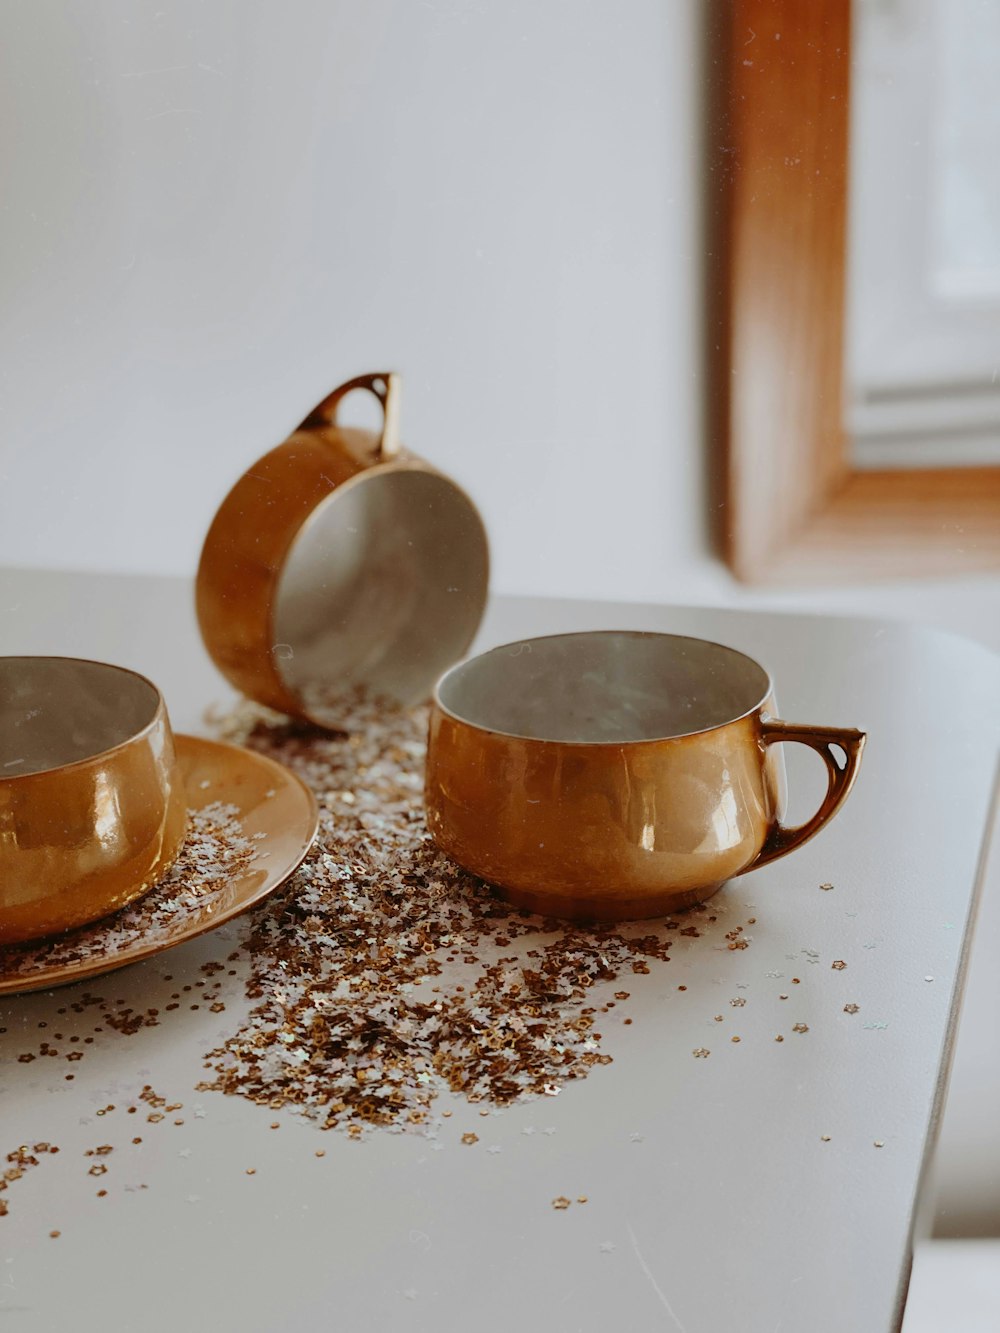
left=195, top=372, right=490, bottom=724
left=0, top=657, right=188, bottom=945
left=0, top=733, right=318, bottom=994
left=425, top=631, right=866, bottom=921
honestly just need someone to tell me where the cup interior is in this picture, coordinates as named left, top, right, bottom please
left=0, top=658, right=161, bottom=778
left=436, top=631, right=772, bottom=743
left=273, top=467, right=489, bottom=711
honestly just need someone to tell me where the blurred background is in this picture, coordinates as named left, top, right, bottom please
left=1, top=0, right=998, bottom=1320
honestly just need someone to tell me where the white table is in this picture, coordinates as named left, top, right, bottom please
left=2, top=567, right=998, bottom=1333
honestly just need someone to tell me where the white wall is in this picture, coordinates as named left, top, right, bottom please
left=2, top=0, right=999, bottom=1232
left=4, top=0, right=999, bottom=641
left=0, top=0, right=707, bottom=605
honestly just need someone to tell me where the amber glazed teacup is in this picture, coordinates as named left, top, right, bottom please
left=196, top=371, right=489, bottom=724
left=0, top=658, right=188, bottom=944
left=425, top=631, right=866, bottom=921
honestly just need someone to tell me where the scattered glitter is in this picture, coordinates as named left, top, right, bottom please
left=692, top=1048, right=710, bottom=1059
left=819, top=883, right=833, bottom=891
left=0, top=1143, right=60, bottom=1219
left=577, top=1195, right=588, bottom=1204
left=629, top=1132, right=644, bottom=1142
left=552, top=1197, right=571, bottom=1211
left=820, top=1135, right=831, bottom=1142
left=844, top=1004, right=860, bottom=1015
left=730, top=998, right=746, bottom=1008
left=792, top=1023, right=809, bottom=1034
left=461, top=1133, right=478, bottom=1146
left=49, top=1230, right=60, bottom=1239
left=730, top=1036, right=741, bottom=1043
left=487, top=1145, right=502, bottom=1155
left=924, top=976, right=934, bottom=983
left=765, top=971, right=783, bottom=979
left=831, top=960, right=847, bottom=971
left=774, top=1035, right=784, bottom=1042
left=192, top=696, right=705, bottom=1139
left=874, top=1141, right=885, bottom=1149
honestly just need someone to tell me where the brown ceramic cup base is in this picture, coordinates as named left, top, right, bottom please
left=483, top=878, right=725, bottom=924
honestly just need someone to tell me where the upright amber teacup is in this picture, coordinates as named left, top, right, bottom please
left=425, top=631, right=865, bottom=921
left=0, top=658, right=188, bottom=944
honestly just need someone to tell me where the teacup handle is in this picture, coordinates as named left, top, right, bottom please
left=750, top=721, right=867, bottom=869
left=300, top=372, right=402, bottom=461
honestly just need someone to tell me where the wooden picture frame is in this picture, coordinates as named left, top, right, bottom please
left=715, top=0, right=1000, bottom=584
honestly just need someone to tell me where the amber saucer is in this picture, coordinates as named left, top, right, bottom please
left=0, top=734, right=319, bottom=996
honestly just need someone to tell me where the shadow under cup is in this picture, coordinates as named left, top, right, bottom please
left=425, top=631, right=866, bottom=921
left=0, top=658, right=188, bottom=945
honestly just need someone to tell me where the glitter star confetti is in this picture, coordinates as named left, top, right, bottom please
left=193, top=697, right=728, bottom=1140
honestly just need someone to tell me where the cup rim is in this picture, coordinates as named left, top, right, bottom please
left=432, top=629, right=775, bottom=746
left=0, top=655, right=170, bottom=782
